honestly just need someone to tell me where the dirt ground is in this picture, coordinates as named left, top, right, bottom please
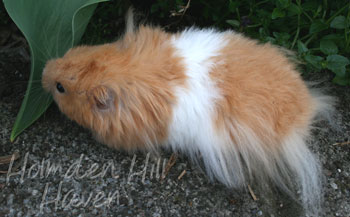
left=0, top=22, right=350, bottom=217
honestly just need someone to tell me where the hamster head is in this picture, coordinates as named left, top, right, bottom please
left=41, top=27, right=183, bottom=149
left=42, top=45, right=118, bottom=130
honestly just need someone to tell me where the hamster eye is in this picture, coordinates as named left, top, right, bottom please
left=56, top=82, right=65, bottom=93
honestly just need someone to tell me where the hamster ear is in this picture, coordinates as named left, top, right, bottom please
left=88, top=85, right=115, bottom=110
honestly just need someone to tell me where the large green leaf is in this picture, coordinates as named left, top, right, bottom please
left=271, top=8, right=286, bottom=19
left=320, top=39, right=338, bottom=55
left=309, top=20, right=328, bottom=34
left=330, top=16, right=347, bottom=29
left=304, top=54, right=324, bottom=70
left=326, top=54, right=350, bottom=77
left=3, top=0, right=109, bottom=141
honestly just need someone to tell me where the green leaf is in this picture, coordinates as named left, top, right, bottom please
left=332, top=74, right=350, bottom=86
left=326, top=55, right=350, bottom=77
left=328, top=67, right=346, bottom=77
left=321, top=34, right=343, bottom=41
left=150, top=4, right=159, bottom=13
left=327, top=55, right=350, bottom=68
left=272, top=8, right=286, bottom=19
left=272, top=32, right=290, bottom=47
left=4, top=0, right=109, bottom=141
left=226, top=19, right=240, bottom=27
left=287, top=3, right=301, bottom=16
left=302, top=1, right=319, bottom=11
left=297, top=40, right=308, bottom=53
left=228, top=1, right=238, bottom=13
left=304, top=54, right=323, bottom=70
left=309, top=20, right=328, bottom=34
left=330, top=16, right=347, bottom=29
left=273, top=32, right=290, bottom=40
left=266, top=36, right=276, bottom=44
left=277, top=0, right=290, bottom=9
left=314, top=5, right=322, bottom=18
left=320, top=39, right=338, bottom=55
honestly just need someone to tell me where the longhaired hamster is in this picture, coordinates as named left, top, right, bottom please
left=42, top=9, right=333, bottom=215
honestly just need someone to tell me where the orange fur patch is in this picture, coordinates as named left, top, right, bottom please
left=210, top=34, right=315, bottom=146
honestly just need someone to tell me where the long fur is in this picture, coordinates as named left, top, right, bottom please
left=42, top=10, right=334, bottom=216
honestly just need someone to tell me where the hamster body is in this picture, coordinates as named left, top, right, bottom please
left=42, top=12, right=333, bottom=216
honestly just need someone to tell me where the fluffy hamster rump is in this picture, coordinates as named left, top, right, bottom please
left=42, top=11, right=332, bottom=215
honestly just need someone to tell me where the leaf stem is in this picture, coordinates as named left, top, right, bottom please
left=235, top=7, right=241, bottom=22
left=255, top=0, right=270, bottom=7
left=301, top=10, right=313, bottom=23
left=322, top=0, right=327, bottom=19
left=291, top=13, right=301, bottom=49
left=305, top=34, right=317, bottom=46
left=246, top=23, right=262, bottom=28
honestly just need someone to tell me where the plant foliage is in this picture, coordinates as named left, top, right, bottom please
left=3, top=0, right=109, bottom=141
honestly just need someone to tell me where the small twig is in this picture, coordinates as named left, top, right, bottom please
left=181, top=0, right=191, bottom=15
left=332, top=141, right=350, bottom=146
left=177, top=170, right=186, bottom=180
left=164, top=0, right=191, bottom=29
left=170, top=0, right=191, bottom=17
left=247, top=184, right=258, bottom=201
left=0, top=151, right=20, bottom=165
left=161, top=153, right=178, bottom=180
